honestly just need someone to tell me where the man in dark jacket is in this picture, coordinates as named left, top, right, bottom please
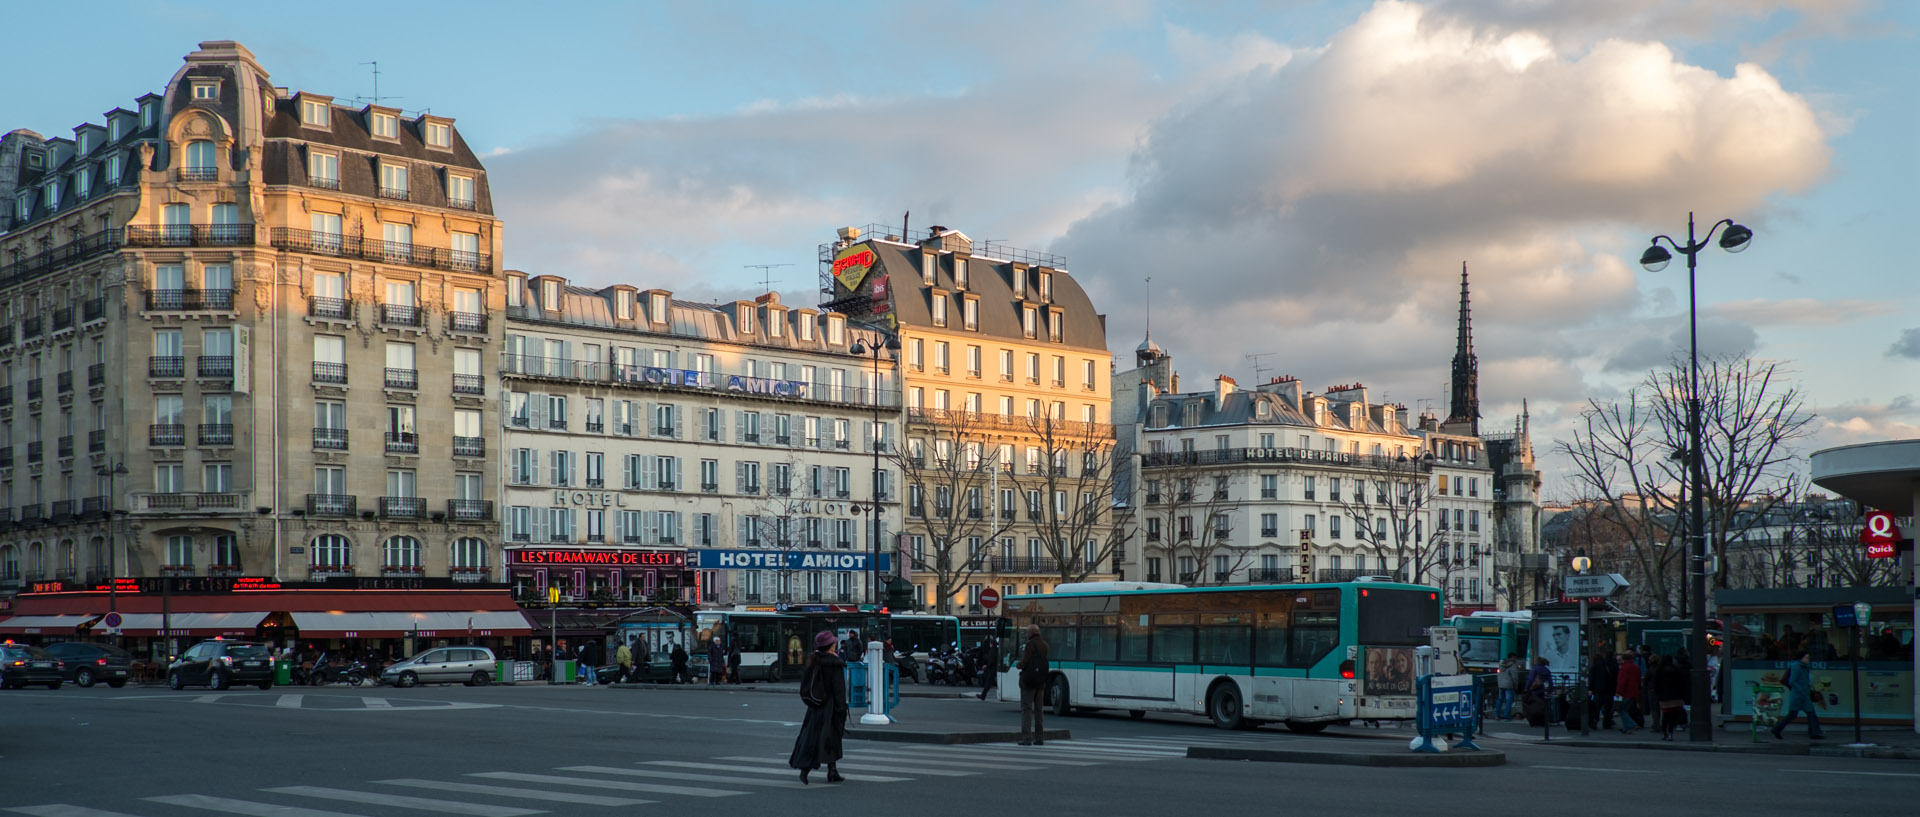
left=1587, top=651, right=1617, bottom=730
left=1018, top=624, right=1049, bottom=746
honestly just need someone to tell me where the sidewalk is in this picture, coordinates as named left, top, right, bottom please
left=1478, top=716, right=1920, bottom=759
left=607, top=679, right=980, bottom=700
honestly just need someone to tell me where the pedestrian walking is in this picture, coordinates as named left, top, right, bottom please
left=1495, top=653, right=1522, bottom=720
left=707, top=637, right=726, bottom=685
left=1018, top=624, right=1050, bottom=746
left=577, top=640, right=601, bottom=685
left=670, top=642, right=690, bottom=684
left=1522, top=656, right=1553, bottom=727
left=615, top=640, right=633, bottom=684
left=1771, top=651, right=1826, bottom=741
left=977, top=637, right=1001, bottom=701
left=1651, top=654, right=1687, bottom=740
left=1615, top=648, right=1643, bottom=734
left=636, top=638, right=652, bottom=681
left=1588, top=651, right=1617, bottom=731
left=788, top=630, right=847, bottom=784
left=727, top=642, right=743, bottom=684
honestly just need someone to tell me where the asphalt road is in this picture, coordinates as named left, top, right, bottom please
left=6, top=682, right=1916, bottom=817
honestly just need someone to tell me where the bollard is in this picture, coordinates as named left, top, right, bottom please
left=861, top=640, right=892, bottom=725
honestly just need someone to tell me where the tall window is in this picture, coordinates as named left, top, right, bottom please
left=311, top=534, right=352, bottom=568
left=382, top=536, right=421, bottom=568
left=308, top=151, right=338, bottom=186
left=165, top=535, right=193, bottom=568
left=184, top=140, right=216, bottom=175
left=451, top=538, right=488, bottom=570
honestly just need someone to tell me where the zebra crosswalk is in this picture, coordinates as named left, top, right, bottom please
left=5, top=734, right=1302, bottom=817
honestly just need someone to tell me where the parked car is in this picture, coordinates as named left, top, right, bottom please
left=168, top=640, right=276, bottom=690
left=1, top=644, right=67, bottom=689
left=43, top=642, right=133, bottom=688
left=380, top=646, right=496, bottom=687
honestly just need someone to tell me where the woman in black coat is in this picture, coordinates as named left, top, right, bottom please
left=1650, top=654, right=1688, bottom=740
left=788, top=630, right=848, bottom=784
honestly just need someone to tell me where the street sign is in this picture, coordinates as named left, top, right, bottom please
left=1563, top=573, right=1626, bottom=598
left=102, top=612, right=122, bottom=629
left=1860, top=511, right=1900, bottom=559
left=1833, top=604, right=1857, bottom=628
left=1854, top=602, right=1872, bottom=625
left=1428, top=627, right=1460, bottom=676
left=979, top=587, right=1001, bottom=610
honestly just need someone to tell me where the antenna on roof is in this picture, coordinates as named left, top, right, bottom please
left=355, top=61, right=403, bottom=108
left=745, top=263, right=792, bottom=293
left=1246, top=352, right=1275, bottom=382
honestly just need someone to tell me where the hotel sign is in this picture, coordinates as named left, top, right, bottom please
left=616, top=366, right=810, bottom=400
left=695, top=550, right=890, bottom=572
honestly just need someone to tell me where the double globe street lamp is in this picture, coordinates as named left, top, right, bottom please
left=849, top=334, right=900, bottom=607
left=1639, top=212, right=1752, bottom=743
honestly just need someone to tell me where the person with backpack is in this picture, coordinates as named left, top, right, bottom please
left=1018, top=624, right=1050, bottom=746
left=1495, top=653, right=1523, bottom=720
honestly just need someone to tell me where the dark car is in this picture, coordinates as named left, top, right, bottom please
left=167, top=640, right=275, bottom=690
left=1, top=644, right=66, bottom=689
left=43, top=642, right=133, bottom=688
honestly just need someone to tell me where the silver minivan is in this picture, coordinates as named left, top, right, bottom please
left=381, top=646, right=496, bottom=687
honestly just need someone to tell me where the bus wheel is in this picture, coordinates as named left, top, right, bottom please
left=1049, top=675, right=1073, bottom=717
left=1284, top=720, right=1329, bottom=734
left=1128, top=709, right=1147, bottom=720
left=1207, top=683, right=1244, bottom=730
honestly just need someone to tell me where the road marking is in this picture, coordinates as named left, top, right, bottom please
left=931, top=743, right=1155, bottom=762
left=145, top=794, right=366, bottom=817
left=275, top=694, right=305, bottom=709
left=557, top=766, right=807, bottom=789
left=265, top=786, right=542, bottom=816
left=469, top=772, right=744, bottom=798
left=362, top=697, right=393, bottom=708
left=191, top=695, right=226, bottom=703
left=1024, top=742, right=1183, bottom=757
left=838, top=750, right=1030, bottom=770
left=378, top=779, right=654, bottom=806
left=892, top=746, right=1103, bottom=766
left=1780, top=768, right=1920, bottom=779
left=7, top=806, right=150, bottom=817
left=716, top=756, right=977, bottom=777
left=1530, top=765, right=1659, bottom=774
left=643, top=761, right=906, bottom=783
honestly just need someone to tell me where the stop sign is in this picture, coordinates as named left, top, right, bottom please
left=979, top=587, right=1002, bottom=609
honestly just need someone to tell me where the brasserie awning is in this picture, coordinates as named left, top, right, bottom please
left=291, top=611, right=533, bottom=639
left=118, top=611, right=269, bottom=637
left=0, top=614, right=101, bottom=634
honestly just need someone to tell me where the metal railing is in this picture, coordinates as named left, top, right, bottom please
left=312, top=362, right=347, bottom=384
left=146, top=288, right=235, bottom=311
left=149, top=424, right=186, bottom=446
left=1143, top=448, right=1433, bottom=472
left=149, top=357, right=185, bottom=378
left=88, top=363, right=104, bottom=387
left=379, top=497, right=425, bottom=518
left=449, top=311, right=487, bottom=333
left=1316, top=568, right=1366, bottom=583
left=124, top=224, right=252, bottom=247
left=313, top=428, right=349, bottom=450
left=306, top=494, right=356, bottom=517
left=906, top=408, right=1113, bottom=438
left=384, top=368, right=418, bottom=390
left=1248, top=568, right=1295, bottom=583
left=448, top=499, right=493, bottom=521
left=385, top=432, right=419, bottom=454
left=452, top=436, right=485, bottom=457
left=309, top=296, right=351, bottom=319
left=198, top=356, right=234, bottom=378
left=199, top=424, right=234, bottom=446
left=380, top=304, right=422, bottom=327
left=452, top=374, right=485, bottom=395
left=270, top=228, right=492, bottom=273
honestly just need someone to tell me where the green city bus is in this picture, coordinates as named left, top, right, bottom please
left=997, top=580, right=1443, bottom=731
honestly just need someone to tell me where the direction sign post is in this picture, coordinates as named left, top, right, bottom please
left=1563, top=573, right=1625, bottom=599
left=979, top=587, right=1001, bottom=610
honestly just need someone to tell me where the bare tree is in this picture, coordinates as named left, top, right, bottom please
left=1726, top=491, right=1900, bottom=590
left=1134, top=457, right=1249, bottom=586
left=1332, top=454, right=1451, bottom=586
left=1555, top=391, right=1689, bottom=617
left=1006, top=413, right=1125, bottom=585
left=891, top=411, right=1017, bottom=614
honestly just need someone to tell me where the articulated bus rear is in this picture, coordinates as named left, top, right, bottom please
left=1000, top=582, right=1443, bottom=730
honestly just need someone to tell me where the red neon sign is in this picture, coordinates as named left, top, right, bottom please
left=508, top=549, right=681, bottom=566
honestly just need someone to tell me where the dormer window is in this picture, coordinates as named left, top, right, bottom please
left=649, top=292, right=668, bottom=321
left=615, top=291, right=633, bottom=320
left=768, top=310, right=784, bottom=338
left=1012, top=268, right=1026, bottom=298
left=44, top=182, right=61, bottom=210
left=104, top=155, right=122, bottom=187
left=110, top=120, right=123, bottom=140
left=308, top=151, right=339, bottom=189
left=1039, top=271, right=1053, bottom=300
left=507, top=276, right=525, bottom=307
left=737, top=305, right=755, bottom=335
left=1022, top=306, right=1037, bottom=339
left=921, top=252, right=936, bottom=285
left=931, top=291, right=948, bottom=328
left=541, top=279, right=561, bottom=310
left=799, top=312, right=815, bottom=341
left=14, top=193, right=29, bottom=220
left=447, top=174, right=475, bottom=209
left=140, top=103, right=155, bottom=128
left=378, top=162, right=409, bottom=199
left=826, top=314, right=845, bottom=346
left=954, top=258, right=968, bottom=289
left=371, top=112, right=399, bottom=139
left=27, top=152, right=42, bottom=169
left=191, top=81, right=219, bottom=101
left=78, top=133, right=92, bottom=154
left=426, top=122, right=452, bottom=149
left=302, top=100, right=331, bottom=128
left=1048, top=308, right=1065, bottom=343
left=74, top=171, right=90, bottom=200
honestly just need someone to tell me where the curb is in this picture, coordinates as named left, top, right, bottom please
left=1188, top=745, right=1506, bottom=767
left=848, top=728, right=1071, bottom=745
left=1547, top=739, right=1805, bottom=755
left=1811, top=745, right=1920, bottom=760
left=604, top=682, right=977, bottom=700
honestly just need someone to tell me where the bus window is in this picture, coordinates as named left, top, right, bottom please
left=1356, top=588, right=1441, bottom=646
left=1254, top=610, right=1290, bottom=667
left=1198, top=613, right=1251, bottom=665
left=1079, top=615, right=1118, bottom=662
left=1039, top=616, right=1078, bottom=661
left=1291, top=611, right=1340, bottom=667
left=1152, top=614, right=1196, bottom=664
left=1119, top=617, right=1150, bottom=662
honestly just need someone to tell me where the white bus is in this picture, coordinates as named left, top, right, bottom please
left=995, top=581, right=1444, bottom=731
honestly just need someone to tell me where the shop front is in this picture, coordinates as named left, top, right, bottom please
left=0, top=575, right=533, bottom=671
left=1718, top=587, right=1913, bottom=726
left=506, top=547, right=696, bottom=607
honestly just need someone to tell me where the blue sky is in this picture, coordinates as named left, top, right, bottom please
left=3, top=1, right=1913, bottom=490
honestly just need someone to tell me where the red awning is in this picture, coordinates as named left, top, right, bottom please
left=290, top=611, right=533, bottom=639
left=0, top=614, right=101, bottom=635
left=116, top=612, right=269, bottom=638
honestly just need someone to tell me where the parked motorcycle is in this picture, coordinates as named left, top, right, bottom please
left=924, top=647, right=951, bottom=685
left=893, top=648, right=920, bottom=684
left=311, top=660, right=368, bottom=686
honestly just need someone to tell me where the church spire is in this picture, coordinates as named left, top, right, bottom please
left=1446, top=261, right=1480, bottom=434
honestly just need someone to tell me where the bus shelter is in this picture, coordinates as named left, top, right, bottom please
left=1716, top=587, right=1912, bottom=726
left=1810, top=439, right=1920, bottom=733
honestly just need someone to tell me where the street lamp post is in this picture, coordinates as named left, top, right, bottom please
left=849, top=335, right=899, bottom=607
left=1640, top=212, right=1752, bottom=742
left=95, top=461, right=128, bottom=645
left=1572, top=549, right=1592, bottom=737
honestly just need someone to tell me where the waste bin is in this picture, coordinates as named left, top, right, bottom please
left=549, top=659, right=575, bottom=685
left=274, top=659, right=293, bottom=687
left=497, top=660, right=513, bottom=685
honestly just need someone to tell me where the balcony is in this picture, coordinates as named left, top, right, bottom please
left=50, top=500, right=74, bottom=522
left=1249, top=568, right=1295, bottom=583
left=385, top=432, right=419, bottom=454
left=178, top=167, right=219, bottom=182
left=309, top=176, right=341, bottom=190
left=312, top=427, right=349, bottom=450
left=378, top=185, right=411, bottom=201
left=146, top=288, right=235, bottom=311
left=452, top=436, right=485, bottom=457
left=379, top=304, right=422, bottom=327
left=56, top=436, right=72, bottom=458
left=1316, top=568, right=1366, bottom=583
left=312, top=362, right=347, bottom=384
left=18, top=504, right=42, bottom=525
left=88, top=363, right=104, bottom=387
left=83, top=298, right=105, bottom=323
left=585, top=420, right=605, bottom=434
left=449, top=311, right=487, bottom=333
left=26, top=380, right=42, bottom=401
left=149, top=424, right=186, bottom=446
left=149, top=356, right=185, bottom=378
left=448, top=499, right=494, bottom=521
left=270, top=228, right=492, bottom=274
left=81, top=496, right=106, bottom=518
left=382, top=564, right=426, bottom=578
left=996, top=557, right=1060, bottom=574
left=124, top=224, right=253, bottom=247
left=56, top=372, right=72, bottom=396
left=384, top=368, right=418, bottom=390
left=208, top=564, right=244, bottom=578
left=1142, top=447, right=1433, bottom=473
left=22, top=317, right=41, bottom=339
left=52, top=308, right=72, bottom=331
left=198, top=356, right=234, bottom=378
left=306, top=494, right=357, bottom=517
left=308, top=296, right=352, bottom=320
left=379, top=497, right=425, bottom=519
left=452, top=374, right=484, bottom=395
left=198, top=423, right=234, bottom=446
left=309, top=566, right=354, bottom=580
